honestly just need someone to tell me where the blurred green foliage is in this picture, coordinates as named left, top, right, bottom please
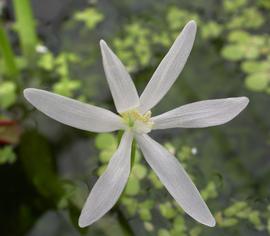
left=13, top=0, right=38, bottom=59
left=74, top=8, right=104, bottom=30
left=113, top=1, right=270, bottom=94
left=0, top=0, right=270, bottom=236
left=0, top=146, right=16, bottom=164
left=38, top=51, right=81, bottom=96
left=0, top=81, right=17, bottom=108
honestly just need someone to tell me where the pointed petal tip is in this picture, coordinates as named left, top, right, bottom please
left=78, top=219, right=87, bottom=228
left=234, top=96, right=249, bottom=109
left=99, top=39, right=106, bottom=46
left=99, top=39, right=114, bottom=60
left=78, top=214, right=90, bottom=228
left=188, top=20, right=197, bottom=27
left=197, top=213, right=215, bottom=227
left=78, top=212, right=97, bottom=228
left=241, top=96, right=249, bottom=105
left=100, top=39, right=109, bottom=52
left=23, top=88, right=36, bottom=101
left=23, top=88, right=30, bottom=98
left=205, top=216, right=216, bottom=227
left=23, top=87, right=32, bottom=95
left=186, top=20, right=197, bottom=32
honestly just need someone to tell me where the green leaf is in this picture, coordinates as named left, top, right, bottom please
left=227, top=30, right=250, bottom=43
left=38, top=52, right=54, bottom=71
left=0, top=146, right=16, bottom=164
left=241, top=61, right=265, bottom=73
left=167, top=7, right=200, bottom=31
left=241, top=60, right=270, bottom=74
left=56, top=61, right=69, bottom=78
left=148, top=171, right=163, bottom=189
left=224, top=201, right=248, bottom=217
left=125, top=176, right=140, bottom=196
left=18, top=130, right=65, bottom=204
left=221, top=44, right=246, bottom=61
left=74, top=8, right=104, bottom=30
left=139, top=208, right=152, bottom=221
left=95, top=133, right=117, bottom=150
left=57, top=181, right=76, bottom=209
left=223, top=0, right=247, bottom=12
left=121, top=197, right=138, bottom=215
left=53, top=80, right=81, bottom=97
left=99, top=149, right=114, bottom=163
left=259, top=0, right=270, bottom=9
left=173, top=216, right=186, bottom=233
left=220, top=218, right=238, bottom=227
left=159, top=202, right=176, bottom=219
left=97, top=165, right=107, bottom=176
left=248, top=211, right=262, bottom=229
left=235, top=207, right=251, bottom=218
left=201, top=181, right=218, bottom=201
left=201, top=22, right=223, bottom=39
left=227, top=8, right=264, bottom=29
left=13, top=0, right=38, bottom=59
left=158, top=229, right=170, bottom=236
left=190, top=226, right=202, bottom=236
left=152, top=32, right=171, bottom=47
left=164, top=142, right=176, bottom=155
left=245, top=73, right=269, bottom=91
left=0, top=81, right=17, bottom=109
left=0, top=23, right=19, bottom=77
left=131, top=164, right=147, bottom=179
left=245, top=46, right=260, bottom=59
left=177, top=146, right=192, bottom=162
left=139, top=200, right=155, bottom=210
left=144, top=222, right=154, bottom=232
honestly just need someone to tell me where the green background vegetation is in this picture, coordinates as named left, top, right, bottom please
left=0, top=0, right=270, bottom=235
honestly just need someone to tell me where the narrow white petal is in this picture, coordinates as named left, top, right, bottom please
left=79, top=132, right=133, bottom=227
left=139, top=21, right=197, bottom=113
left=136, top=134, right=215, bottom=227
left=100, top=40, right=140, bottom=113
left=152, top=97, right=249, bottom=129
left=24, top=88, right=124, bottom=132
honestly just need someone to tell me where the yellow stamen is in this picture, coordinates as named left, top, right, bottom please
left=120, top=109, right=153, bottom=128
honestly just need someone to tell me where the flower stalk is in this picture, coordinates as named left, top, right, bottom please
left=118, top=130, right=136, bottom=171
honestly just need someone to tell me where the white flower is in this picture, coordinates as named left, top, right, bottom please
left=24, top=20, right=249, bottom=228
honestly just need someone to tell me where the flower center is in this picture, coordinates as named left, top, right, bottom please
left=120, top=109, right=154, bottom=133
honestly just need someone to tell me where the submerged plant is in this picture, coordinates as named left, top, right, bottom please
left=23, top=21, right=249, bottom=228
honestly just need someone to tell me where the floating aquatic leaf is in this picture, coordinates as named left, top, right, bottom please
left=245, top=73, right=268, bottom=91
left=125, top=176, right=140, bottom=196
left=95, top=133, right=117, bottom=150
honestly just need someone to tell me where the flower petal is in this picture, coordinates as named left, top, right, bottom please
left=79, top=132, right=133, bottom=227
left=152, top=97, right=249, bottom=129
left=136, top=134, right=215, bottom=227
left=24, top=88, right=124, bottom=132
left=139, top=20, right=197, bottom=113
left=100, top=40, right=140, bottom=113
